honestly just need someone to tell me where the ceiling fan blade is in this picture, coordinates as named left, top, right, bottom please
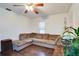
left=6, top=8, right=12, bottom=11
left=35, top=11, right=39, bottom=14
left=32, top=9, right=39, bottom=14
left=13, top=5, right=24, bottom=6
left=24, top=10, right=28, bottom=13
left=33, top=7, right=48, bottom=19
left=34, top=3, right=44, bottom=7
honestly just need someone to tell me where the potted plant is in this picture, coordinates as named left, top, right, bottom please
left=62, top=26, right=79, bottom=56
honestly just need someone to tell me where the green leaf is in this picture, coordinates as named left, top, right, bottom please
left=70, top=27, right=77, bottom=35
left=77, top=27, right=79, bottom=36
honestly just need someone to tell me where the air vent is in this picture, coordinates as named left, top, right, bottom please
left=6, top=8, right=12, bottom=11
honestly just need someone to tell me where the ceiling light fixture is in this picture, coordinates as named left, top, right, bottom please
left=25, top=3, right=34, bottom=11
left=25, top=5, right=30, bottom=11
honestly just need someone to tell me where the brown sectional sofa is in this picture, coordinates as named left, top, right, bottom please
left=13, top=33, right=61, bottom=51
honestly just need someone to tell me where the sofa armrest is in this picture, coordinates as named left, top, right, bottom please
left=54, top=36, right=61, bottom=45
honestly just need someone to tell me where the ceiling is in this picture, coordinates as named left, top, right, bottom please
left=0, top=3, right=72, bottom=19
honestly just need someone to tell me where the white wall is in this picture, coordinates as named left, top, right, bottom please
left=0, top=8, right=32, bottom=40
left=67, top=3, right=79, bottom=28
left=45, top=13, right=68, bottom=35
left=31, top=13, right=69, bottom=35
left=31, top=18, right=40, bottom=33
left=72, top=4, right=79, bottom=28
left=67, top=5, right=73, bottom=27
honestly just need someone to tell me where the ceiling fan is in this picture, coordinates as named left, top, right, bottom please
left=13, top=3, right=44, bottom=14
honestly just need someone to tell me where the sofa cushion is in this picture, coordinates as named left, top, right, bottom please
left=48, top=35, right=60, bottom=41
left=30, top=33, right=37, bottom=38
left=42, top=34, right=49, bottom=40
left=32, top=38, right=56, bottom=45
left=13, top=39, right=32, bottom=47
left=35, top=33, right=43, bottom=39
left=19, top=33, right=31, bottom=40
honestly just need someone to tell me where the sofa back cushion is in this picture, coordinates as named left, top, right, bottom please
left=35, top=33, right=43, bottom=39
left=42, top=34, right=49, bottom=40
left=30, top=33, right=37, bottom=38
left=48, top=35, right=60, bottom=41
left=19, top=33, right=31, bottom=40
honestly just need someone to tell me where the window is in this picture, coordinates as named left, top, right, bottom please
left=39, top=20, right=45, bottom=33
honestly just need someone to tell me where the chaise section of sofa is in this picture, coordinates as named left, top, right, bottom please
left=13, top=39, right=32, bottom=51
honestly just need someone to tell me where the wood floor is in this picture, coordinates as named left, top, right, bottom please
left=53, top=45, right=64, bottom=56
left=0, top=45, right=64, bottom=56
